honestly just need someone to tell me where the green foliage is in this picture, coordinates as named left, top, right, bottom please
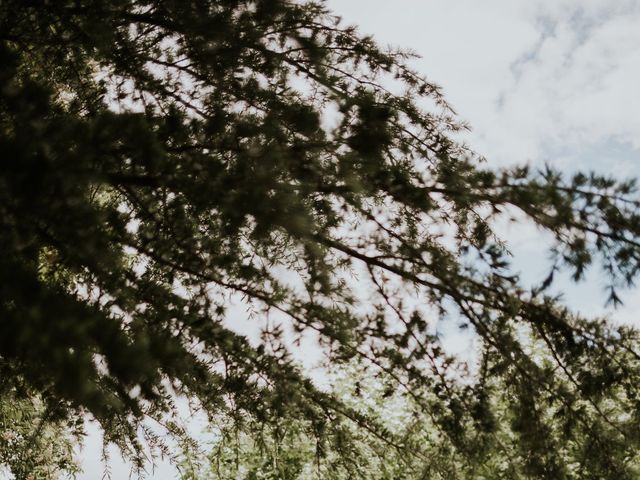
left=3, top=0, right=640, bottom=477
left=183, top=361, right=640, bottom=480
left=0, top=377, right=81, bottom=479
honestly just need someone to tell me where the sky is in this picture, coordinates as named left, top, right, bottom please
left=325, top=0, right=640, bottom=322
left=54, top=1, right=640, bottom=478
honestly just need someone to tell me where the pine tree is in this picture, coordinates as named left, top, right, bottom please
left=3, top=0, right=640, bottom=476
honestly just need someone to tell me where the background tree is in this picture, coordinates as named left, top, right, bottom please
left=179, top=360, right=640, bottom=480
left=3, top=0, right=640, bottom=476
left=0, top=379, right=81, bottom=480
left=178, top=363, right=468, bottom=480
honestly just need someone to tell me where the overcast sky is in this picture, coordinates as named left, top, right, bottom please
left=70, top=1, right=640, bottom=478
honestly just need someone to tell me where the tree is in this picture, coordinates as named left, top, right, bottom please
left=182, top=361, right=640, bottom=480
left=178, top=363, right=447, bottom=480
left=3, top=0, right=640, bottom=477
left=0, top=381, right=81, bottom=480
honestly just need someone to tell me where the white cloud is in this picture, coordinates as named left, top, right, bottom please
left=327, top=0, right=640, bottom=168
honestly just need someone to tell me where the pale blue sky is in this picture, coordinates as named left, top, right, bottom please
left=67, top=1, right=640, bottom=478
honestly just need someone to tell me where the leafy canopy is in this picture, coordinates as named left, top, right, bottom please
left=0, top=383, right=80, bottom=480
left=3, top=0, right=640, bottom=477
left=181, top=361, right=640, bottom=480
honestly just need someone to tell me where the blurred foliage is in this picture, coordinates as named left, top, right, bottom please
left=3, top=0, right=640, bottom=478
